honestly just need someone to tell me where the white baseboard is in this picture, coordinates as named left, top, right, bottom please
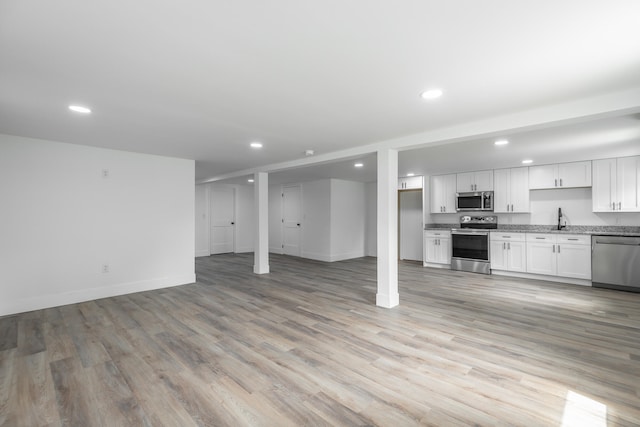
left=235, top=247, right=253, bottom=254
left=329, top=251, right=366, bottom=262
left=0, top=274, right=196, bottom=317
left=301, top=251, right=332, bottom=262
left=269, top=246, right=283, bottom=255
left=195, top=249, right=210, bottom=257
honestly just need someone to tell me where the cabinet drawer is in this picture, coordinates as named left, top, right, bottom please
left=425, top=230, right=451, bottom=238
left=526, top=233, right=556, bottom=242
left=557, top=234, right=590, bottom=245
left=490, top=232, right=525, bottom=242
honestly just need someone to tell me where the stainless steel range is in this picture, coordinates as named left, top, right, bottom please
left=451, top=215, right=497, bottom=275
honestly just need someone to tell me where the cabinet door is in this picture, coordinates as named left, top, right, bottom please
left=430, top=176, right=445, bottom=213
left=404, top=176, right=423, bottom=190
left=424, top=236, right=437, bottom=263
left=526, top=242, right=556, bottom=275
left=442, top=174, right=457, bottom=213
left=474, top=170, right=494, bottom=191
left=456, top=172, right=475, bottom=192
left=438, top=237, right=451, bottom=264
left=509, top=167, right=530, bottom=212
left=558, top=161, right=592, bottom=188
left=493, top=168, right=510, bottom=213
left=507, top=241, right=527, bottom=272
left=592, top=158, right=616, bottom=212
left=617, top=156, right=640, bottom=212
left=556, top=244, right=591, bottom=279
left=490, top=240, right=507, bottom=270
left=529, top=164, right=557, bottom=189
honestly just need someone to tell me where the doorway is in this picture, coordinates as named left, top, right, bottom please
left=399, top=189, right=423, bottom=261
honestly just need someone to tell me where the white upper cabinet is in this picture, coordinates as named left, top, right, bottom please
left=398, top=176, right=423, bottom=190
left=456, top=170, right=493, bottom=192
left=430, top=174, right=457, bottom=213
left=529, top=161, right=592, bottom=189
left=494, top=167, right=529, bottom=213
left=592, top=156, right=640, bottom=212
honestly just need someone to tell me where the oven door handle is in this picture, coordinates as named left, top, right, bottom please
left=451, top=230, right=490, bottom=236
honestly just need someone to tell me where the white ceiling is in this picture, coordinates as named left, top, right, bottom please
left=2, top=1, right=640, bottom=182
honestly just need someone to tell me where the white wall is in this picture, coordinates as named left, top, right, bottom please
left=330, top=179, right=366, bottom=261
left=195, top=184, right=209, bottom=257
left=365, top=182, right=377, bottom=257
left=0, top=134, right=195, bottom=316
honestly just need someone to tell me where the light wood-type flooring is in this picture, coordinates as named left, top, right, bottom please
left=1, top=253, right=640, bottom=426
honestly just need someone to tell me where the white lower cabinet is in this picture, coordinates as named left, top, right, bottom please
left=525, top=233, right=591, bottom=280
left=490, top=232, right=526, bottom=272
left=424, top=230, right=451, bottom=265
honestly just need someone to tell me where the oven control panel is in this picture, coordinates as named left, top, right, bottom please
left=459, top=215, right=497, bottom=229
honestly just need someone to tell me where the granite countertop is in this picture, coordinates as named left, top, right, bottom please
left=424, top=223, right=640, bottom=237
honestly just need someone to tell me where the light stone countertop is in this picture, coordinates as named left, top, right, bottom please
left=424, top=224, right=640, bottom=237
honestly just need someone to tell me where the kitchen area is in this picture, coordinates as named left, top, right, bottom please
left=415, top=155, right=640, bottom=292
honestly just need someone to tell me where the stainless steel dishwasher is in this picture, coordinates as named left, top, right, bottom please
left=592, top=235, right=640, bottom=292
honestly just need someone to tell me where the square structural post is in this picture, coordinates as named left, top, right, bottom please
left=254, top=172, right=269, bottom=274
left=376, top=149, right=399, bottom=308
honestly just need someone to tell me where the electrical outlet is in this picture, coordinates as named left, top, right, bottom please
left=102, top=264, right=110, bottom=273
left=102, top=169, right=109, bottom=178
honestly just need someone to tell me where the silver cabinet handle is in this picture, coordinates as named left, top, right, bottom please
left=508, top=242, right=511, bottom=250
left=555, top=178, right=558, bottom=187
left=568, top=238, right=578, bottom=241
left=552, top=245, right=555, bottom=253
left=503, top=242, right=506, bottom=249
left=511, top=204, right=514, bottom=211
left=618, top=202, right=622, bottom=210
left=560, top=178, right=563, bottom=187
left=557, top=244, right=561, bottom=253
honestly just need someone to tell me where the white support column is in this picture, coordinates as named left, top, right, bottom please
left=253, top=172, right=270, bottom=274
left=376, top=148, right=399, bottom=308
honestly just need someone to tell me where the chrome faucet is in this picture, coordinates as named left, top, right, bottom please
left=557, top=207, right=566, bottom=231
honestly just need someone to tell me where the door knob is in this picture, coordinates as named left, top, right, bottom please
left=231, top=222, right=235, bottom=225
left=297, top=223, right=301, bottom=226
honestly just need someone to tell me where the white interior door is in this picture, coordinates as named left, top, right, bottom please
left=282, top=185, right=301, bottom=256
left=210, top=187, right=235, bottom=254
left=400, top=190, right=423, bottom=261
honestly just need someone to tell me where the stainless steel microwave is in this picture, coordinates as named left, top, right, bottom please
left=456, top=191, right=494, bottom=212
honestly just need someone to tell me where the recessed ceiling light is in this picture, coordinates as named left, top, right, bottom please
left=420, top=88, right=443, bottom=100
left=248, top=179, right=254, bottom=183
left=522, top=159, right=533, bottom=164
left=354, top=163, right=364, bottom=168
left=69, top=105, right=91, bottom=114
left=494, top=139, right=509, bottom=146
left=407, top=172, right=415, bottom=177
left=250, top=142, right=263, bottom=149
